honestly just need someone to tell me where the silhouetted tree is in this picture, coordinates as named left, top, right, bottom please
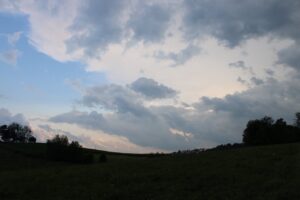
left=46, top=135, right=70, bottom=161
left=243, top=115, right=300, bottom=146
left=243, top=116, right=274, bottom=145
left=0, top=125, right=8, bottom=142
left=69, top=141, right=82, bottom=148
left=295, top=112, right=300, bottom=128
left=0, top=123, right=36, bottom=143
left=47, top=134, right=69, bottom=146
left=46, top=135, right=95, bottom=163
left=28, top=136, right=37, bottom=143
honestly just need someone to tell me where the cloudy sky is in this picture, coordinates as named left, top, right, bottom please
left=1, top=0, right=300, bottom=153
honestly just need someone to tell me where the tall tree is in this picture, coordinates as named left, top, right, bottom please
left=295, top=112, right=300, bottom=128
left=0, top=123, right=36, bottom=143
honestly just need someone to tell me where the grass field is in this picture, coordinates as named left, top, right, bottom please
left=0, top=143, right=300, bottom=200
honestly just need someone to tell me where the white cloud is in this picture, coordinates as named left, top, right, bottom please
left=17, top=0, right=80, bottom=62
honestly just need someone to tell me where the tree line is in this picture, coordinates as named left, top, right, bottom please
left=2, top=112, right=300, bottom=156
left=0, top=123, right=106, bottom=164
left=243, top=113, right=300, bottom=146
left=46, top=135, right=107, bottom=163
left=214, top=112, right=300, bottom=151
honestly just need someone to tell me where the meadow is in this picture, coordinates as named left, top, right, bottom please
left=0, top=142, right=300, bottom=200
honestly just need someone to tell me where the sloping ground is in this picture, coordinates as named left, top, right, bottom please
left=0, top=143, right=300, bottom=200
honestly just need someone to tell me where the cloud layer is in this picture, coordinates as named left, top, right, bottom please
left=1, top=0, right=299, bottom=70
left=48, top=77, right=300, bottom=150
left=182, top=0, right=300, bottom=46
left=1, top=1, right=300, bottom=151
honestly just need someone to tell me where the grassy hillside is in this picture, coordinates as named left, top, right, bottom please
left=0, top=143, right=300, bottom=200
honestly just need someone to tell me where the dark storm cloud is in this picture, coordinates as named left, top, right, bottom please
left=66, top=0, right=173, bottom=58
left=64, top=0, right=300, bottom=69
left=182, top=0, right=300, bottom=47
left=277, top=43, right=300, bottom=71
left=127, top=2, right=172, bottom=44
left=182, top=0, right=300, bottom=71
left=66, top=0, right=127, bottom=57
left=199, top=78, right=300, bottom=121
left=130, top=77, right=178, bottom=99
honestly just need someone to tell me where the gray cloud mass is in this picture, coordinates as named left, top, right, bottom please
left=130, top=77, right=178, bottom=99
left=66, top=0, right=127, bottom=57
left=64, top=0, right=300, bottom=70
left=127, top=2, right=172, bottom=44
left=183, top=0, right=300, bottom=47
left=49, top=76, right=300, bottom=150
left=277, top=43, right=300, bottom=71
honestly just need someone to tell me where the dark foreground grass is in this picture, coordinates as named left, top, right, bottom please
left=0, top=143, right=300, bottom=200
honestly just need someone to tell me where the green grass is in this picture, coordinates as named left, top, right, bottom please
left=0, top=143, right=300, bottom=200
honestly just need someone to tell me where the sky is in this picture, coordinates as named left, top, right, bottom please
left=0, top=0, right=300, bottom=153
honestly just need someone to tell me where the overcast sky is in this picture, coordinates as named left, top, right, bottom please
left=1, top=0, right=300, bottom=153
